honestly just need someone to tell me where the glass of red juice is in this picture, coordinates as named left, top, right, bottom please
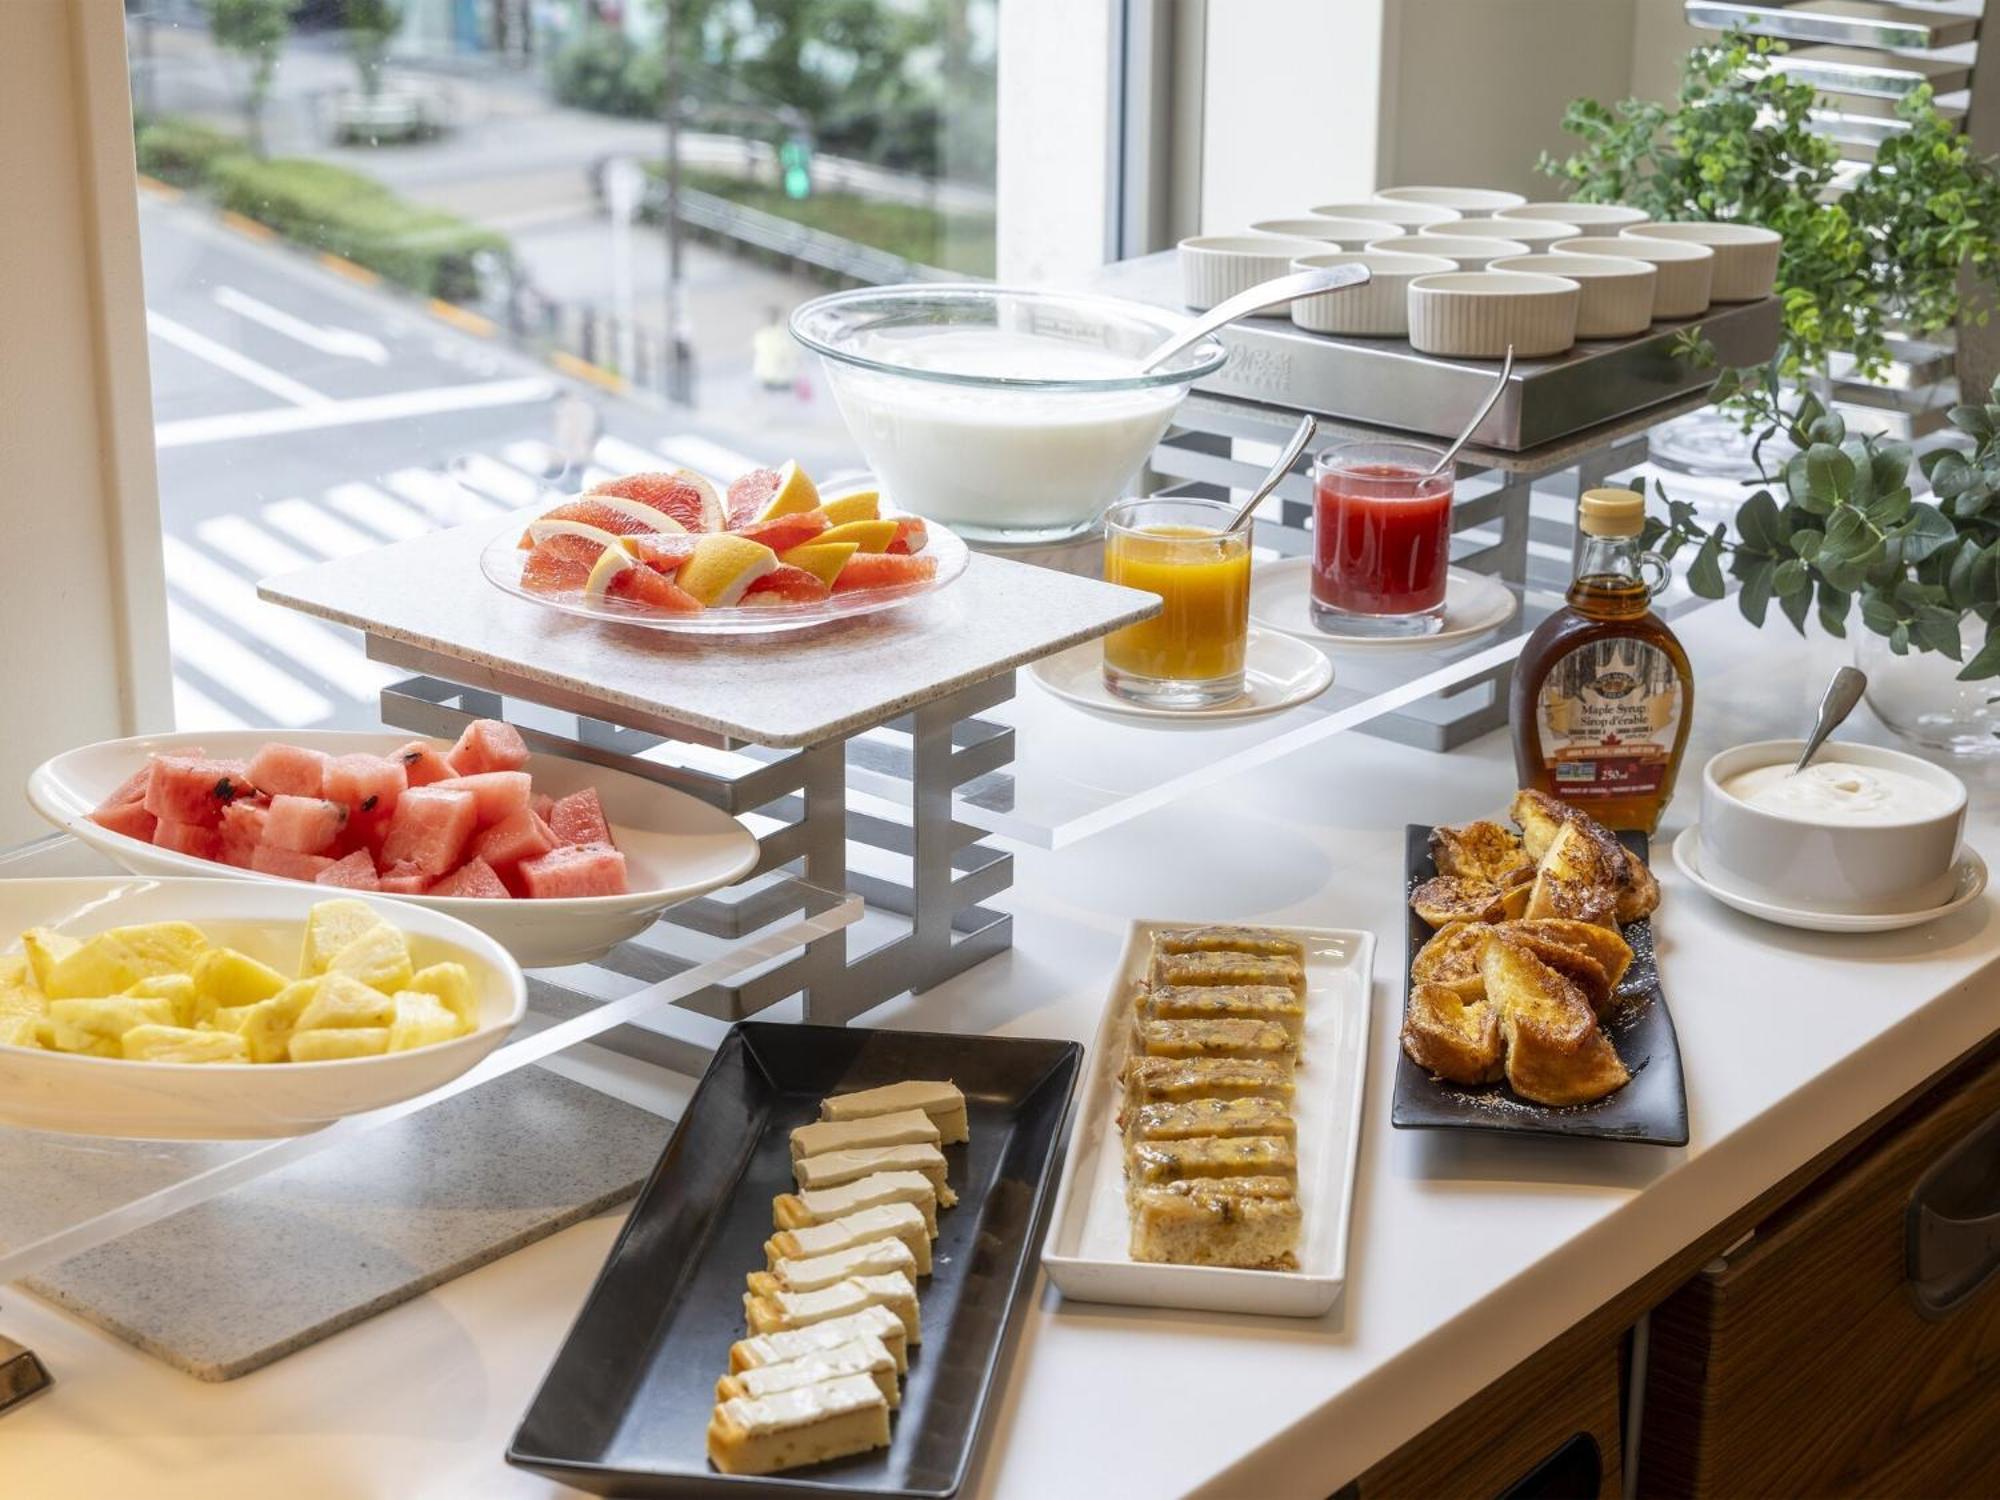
left=1311, top=440, right=1453, bottom=637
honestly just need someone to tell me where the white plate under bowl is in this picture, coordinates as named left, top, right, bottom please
left=0, top=876, right=526, bottom=1139
left=1251, top=557, right=1519, bottom=653
left=28, top=730, right=761, bottom=969
left=1672, top=826, right=1989, bottom=933
left=1041, top=919, right=1374, bottom=1317
left=1027, top=628, right=1333, bottom=727
left=480, top=509, right=970, bottom=636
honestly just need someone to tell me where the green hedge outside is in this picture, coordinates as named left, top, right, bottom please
left=135, top=117, right=248, bottom=188
left=207, top=156, right=510, bottom=302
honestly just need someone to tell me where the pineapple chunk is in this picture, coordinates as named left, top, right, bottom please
left=0, top=1014, right=42, bottom=1049
left=288, top=1026, right=390, bottom=1062
left=327, top=923, right=414, bottom=996
left=44, top=922, right=210, bottom=999
left=405, top=962, right=477, bottom=1027
left=387, top=990, right=465, bottom=1053
left=191, top=947, right=288, bottom=1018
left=296, top=971, right=394, bottom=1031
left=20, top=928, right=79, bottom=992
left=0, top=953, right=44, bottom=1020
left=206, top=1003, right=257, bottom=1034
left=44, top=995, right=178, bottom=1054
left=121, top=1024, right=249, bottom=1064
left=239, top=977, right=321, bottom=1064
left=301, top=899, right=385, bottom=976
left=125, top=973, right=199, bottom=1027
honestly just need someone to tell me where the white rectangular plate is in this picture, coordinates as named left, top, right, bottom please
left=1040, top=919, right=1374, bottom=1317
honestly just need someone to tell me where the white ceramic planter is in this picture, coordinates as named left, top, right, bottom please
left=1406, top=271, right=1580, bottom=358
left=1489, top=253, right=1656, bottom=338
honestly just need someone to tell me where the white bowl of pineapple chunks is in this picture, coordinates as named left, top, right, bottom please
left=0, top=878, right=527, bottom=1139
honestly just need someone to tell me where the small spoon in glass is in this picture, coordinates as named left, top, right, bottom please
left=1794, top=666, right=1868, bottom=773
left=1140, top=264, right=1372, bottom=373
left=1224, top=415, right=1318, bottom=533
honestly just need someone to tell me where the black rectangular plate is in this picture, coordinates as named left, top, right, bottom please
left=508, top=1022, right=1083, bottom=1498
left=1390, top=825, right=1689, bottom=1146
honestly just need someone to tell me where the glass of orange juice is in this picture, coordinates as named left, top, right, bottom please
left=1101, top=497, right=1252, bottom=708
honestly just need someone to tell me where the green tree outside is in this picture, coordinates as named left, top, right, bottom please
left=206, top=0, right=290, bottom=155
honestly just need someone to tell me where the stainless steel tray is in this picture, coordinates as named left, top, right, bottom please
left=1088, top=251, right=1782, bottom=452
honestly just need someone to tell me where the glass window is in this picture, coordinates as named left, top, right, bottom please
left=123, top=0, right=997, bottom=730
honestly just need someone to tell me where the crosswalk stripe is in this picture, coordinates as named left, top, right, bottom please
left=324, top=481, right=432, bottom=540
left=381, top=467, right=504, bottom=526
left=596, top=436, right=671, bottom=475
left=195, top=515, right=312, bottom=579
left=451, top=452, right=543, bottom=506
left=161, top=535, right=398, bottom=700
left=166, top=603, right=331, bottom=727
left=656, top=434, right=760, bottom=482
left=263, top=497, right=378, bottom=558
left=172, top=675, right=251, bottom=732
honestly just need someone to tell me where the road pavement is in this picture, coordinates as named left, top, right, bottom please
left=141, top=195, right=864, bottom=735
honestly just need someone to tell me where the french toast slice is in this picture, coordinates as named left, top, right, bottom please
left=1429, top=820, right=1533, bottom=885
left=1409, top=875, right=1504, bottom=927
left=1524, top=821, right=1624, bottom=928
left=1615, top=851, right=1661, bottom=924
left=1481, top=935, right=1595, bottom=1052
left=1510, top=788, right=1575, bottom=862
left=1401, top=982, right=1503, bottom=1084
left=1496, top=880, right=1535, bottom=921
left=1510, top=788, right=1659, bottom=924
left=1503, top=1020, right=1630, bottom=1106
left=1410, top=921, right=1492, bottom=1000
left=1496, top=928, right=1614, bottom=1015
left=1505, top=918, right=1634, bottom=990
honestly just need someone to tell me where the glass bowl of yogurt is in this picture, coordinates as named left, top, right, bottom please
left=791, top=284, right=1227, bottom=545
left=1699, top=740, right=1967, bottom=914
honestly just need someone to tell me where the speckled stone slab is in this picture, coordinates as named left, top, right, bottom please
left=10, top=1066, right=667, bottom=1381
left=261, top=519, right=1157, bottom=748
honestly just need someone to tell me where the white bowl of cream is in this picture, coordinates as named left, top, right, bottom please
left=1700, top=740, right=1967, bottom=914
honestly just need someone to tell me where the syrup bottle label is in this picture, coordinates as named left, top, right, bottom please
left=1536, top=638, right=1682, bottom=801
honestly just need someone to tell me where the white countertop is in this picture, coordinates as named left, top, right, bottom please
left=9, top=601, right=2000, bottom=1499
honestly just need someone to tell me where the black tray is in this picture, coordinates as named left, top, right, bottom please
left=508, top=1021, right=1083, bottom=1498
left=1390, top=825, right=1688, bottom=1146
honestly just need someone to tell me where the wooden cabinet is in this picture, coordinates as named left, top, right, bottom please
left=1637, top=1044, right=2000, bottom=1498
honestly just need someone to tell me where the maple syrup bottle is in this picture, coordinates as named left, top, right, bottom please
left=1511, top=489, right=1693, bottom=833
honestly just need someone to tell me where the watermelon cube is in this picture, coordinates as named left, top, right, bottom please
left=143, top=756, right=252, bottom=827
left=394, top=740, right=456, bottom=788
left=89, top=798, right=158, bottom=843
left=518, top=842, right=629, bottom=899
left=218, top=801, right=269, bottom=867
left=471, top=807, right=556, bottom=888
left=264, top=795, right=348, bottom=855
left=447, top=719, right=530, bottom=776
left=428, top=858, right=511, bottom=900
left=102, top=763, right=155, bottom=808
left=530, top=791, right=556, bottom=823
left=376, top=861, right=432, bottom=895
left=153, top=819, right=224, bottom=862
left=250, top=845, right=336, bottom=883
left=548, top=787, right=615, bottom=848
left=315, top=849, right=382, bottom=891
left=380, top=786, right=479, bottom=877
left=323, top=753, right=408, bottom=818
left=245, top=743, right=329, bottom=799
left=434, top=771, right=532, bottom=828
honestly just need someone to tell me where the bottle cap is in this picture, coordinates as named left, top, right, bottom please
left=1579, top=488, right=1644, bottom=537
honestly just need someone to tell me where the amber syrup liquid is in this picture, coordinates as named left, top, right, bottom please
left=1509, top=571, right=1694, bottom=834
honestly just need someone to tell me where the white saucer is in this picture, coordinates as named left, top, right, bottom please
left=1250, top=557, right=1519, bottom=653
left=1671, top=826, right=1989, bottom=933
left=1029, top=627, right=1334, bottom=727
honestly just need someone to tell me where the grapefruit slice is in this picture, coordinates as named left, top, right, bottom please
left=582, top=544, right=639, bottom=601
left=830, top=552, right=938, bottom=593
left=589, top=469, right=725, bottom=532
left=732, top=511, right=829, bottom=554
left=743, top=564, right=832, bottom=605
left=725, top=460, right=820, bottom=527
left=817, top=490, right=880, bottom=526
left=608, top=563, right=702, bottom=613
left=522, top=533, right=611, bottom=594
left=517, top=498, right=686, bottom=548
left=524, top=518, right=633, bottom=553
left=779, top=541, right=859, bottom=588
left=677, top=533, right=779, bottom=606
left=887, top=517, right=929, bottom=555
left=628, top=533, right=701, bottom=572
left=816, top=518, right=898, bottom=554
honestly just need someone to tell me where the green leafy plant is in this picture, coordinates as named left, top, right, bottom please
left=1642, top=378, right=2000, bottom=680
left=345, top=0, right=404, bottom=101
left=205, top=0, right=289, bottom=155
left=1544, top=28, right=2000, bottom=394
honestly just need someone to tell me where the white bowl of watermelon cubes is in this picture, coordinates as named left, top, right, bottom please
left=28, top=721, right=761, bottom=970
left=481, top=463, right=968, bottom=635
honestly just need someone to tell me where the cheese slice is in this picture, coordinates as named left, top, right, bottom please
left=748, top=1235, right=916, bottom=1296
left=793, top=1142, right=955, bottom=1204
left=706, top=1372, right=890, bottom=1476
left=731, top=1304, right=909, bottom=1375
left=715, top=1334, right=900, bottom=1409
left=767, top=1200, right=932, bottom=1274
left=774, top=1170, right=938, bottom=1235
left=820, top=1078, right=969, bottom=1145
left=745, top=1271, right=921, bottom=1345
left=790, top=1107, right=939, bottom=1161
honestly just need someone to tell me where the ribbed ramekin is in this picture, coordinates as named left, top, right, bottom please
left=1290, top=251, right=1457, bottom=336
left=1375, top=185, right=1527, bottom=213
left=1489, top=253, right=1656, bottom=338
left=1506, top=201, right=1650, bottom=230
left=1553, top=236, right=1714, bottom=318
left=1625, top=222, right=1780, bottom=302
left=1406, top=271, right=1580, bottom=358
left=1178, top=235, right=1329, bottom=311
left=1368, top=233, right=1530, bottom=272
